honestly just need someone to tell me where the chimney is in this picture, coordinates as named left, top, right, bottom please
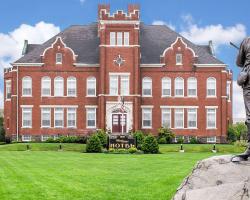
left=22, top=40, right=28, bottom=55
left=209, top=40, right=215, bottom=57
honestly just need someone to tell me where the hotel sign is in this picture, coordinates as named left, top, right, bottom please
left=109, top=135, right=136, bottom=149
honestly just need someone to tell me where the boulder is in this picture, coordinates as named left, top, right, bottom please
left=172, top=155, right=250, bottom=200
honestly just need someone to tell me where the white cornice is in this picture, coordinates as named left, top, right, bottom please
left=99, top=20, right=140, bottom=25
left=11, top=63, right=44, bottom=67
left=74, top=63, right=100, bottom=67
left=39, top=105, right=78, bottom=108
left=160, top=106, right=199, bottom=109
left=194, top=64, right=227, bottom=67
left=140, top=64, right=164, bottom=67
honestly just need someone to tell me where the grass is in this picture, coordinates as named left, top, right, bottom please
left=0, top=151, right=212, bottom=200
left=0, top=143, right=244, bottom=200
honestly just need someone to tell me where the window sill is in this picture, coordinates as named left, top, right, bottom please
left=142, top=95, right=152, bottom=97
left=21, top=127, right=32, bottom=129
left=22, top=95, right=32, bottom=97
left=5, top=99, right=11, bottom=101
left=56, top=62, right=62, bottom=65
left=142, top=126, right=152, bottom=129
left=87, top=126, right=96, bottom=129
left=206, top=96, right=217, bottom=98
left=206, top=128, right=217, bottom=130
left=86, top=95, right=97, bottom=97
left=161, top=95, right=171, bottom=98
left=176, top=63, right=183, bottom=66
left=174, top=95, right=184, bottom=98
left=67, top=127, right=77, bottom=129
left=41, top=126, right=51, bottom=128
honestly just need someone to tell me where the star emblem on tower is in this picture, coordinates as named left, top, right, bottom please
left=113, top=54, right=125, bottom=67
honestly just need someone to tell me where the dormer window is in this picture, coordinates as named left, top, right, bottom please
left=109, top=32, right=130, bottom=46
left=176, top=53, right=182, bottom=65
left=56, top=53, right=62, bottom=64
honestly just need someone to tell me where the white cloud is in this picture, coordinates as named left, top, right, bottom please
left=233, top=81, right=245, bottom=119
left=152, top=20, right=176, bottom=30
left=0, top=21, right=60, bottom=108
left=80, top=0, right=86, bottom=5
left=180, top=14, right=247, bottom=50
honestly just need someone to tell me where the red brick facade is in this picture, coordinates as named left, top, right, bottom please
left=4, top=4, right=232, bottom=143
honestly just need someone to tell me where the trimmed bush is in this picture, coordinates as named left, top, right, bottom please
left=177, top=137, right=184, bottom=144
left=128, top=147, right=137, bottom=154
left=133, top=130, right=145, bottom=150
left=141, top=135, right=159, bottom=154
left=96, top=129, right=108, bottom=147
left=86, top=134, right=102, bottom=153
left=45, top=136, right=87, bottom=143
left=189, top=136, right=199, bottom=144
left=158, top=137, right=167, bottom=144
left=157, top=127, right=175, bottom=144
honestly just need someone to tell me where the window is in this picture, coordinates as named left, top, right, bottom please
left=54, top=77, right=64, bottom=96
left=207, top=108, right=216, bottom=129
left=187, top=77, right=197, bottom=97
left=22, top=108, right=32, bottom=128
left=175, top=77, right=184, bottom=97
left=5, top=80, right=11, bottom=100
left=120, top=75, right=129, bottom=95
left=56, top=53, right=62, bottom=64
left=207, top=77, right=216, bottom=97
left=117, top=32, right=123, bottom=46
left=124, top=32, right=129, bottom=46
left=22, top=76, right=32, bottom=96
left=86, top=108, right=96, bottom=128
left=227, top=81, right=231, bottom=101
left=109, top=75, right=118, bottom=95
left=175, top=108, right=184, bottom=128
left=41, top=108, right=51, bottom=128
left=162, top=108, right=171, bottom=128
left=67, top=108, right=76, bottom=128
left=142, top=77, right=152, bottom=96
left=67, top=77, right=76, bottom=97
left=41, top=135, right=51, bottom=142
left=87, top=77, right=96, bottom=96
left=142, top=108, right=152, bottom=128
left=176, top=54, right=182, bottom=65
left=54, top=108, right=64, bottom=128
left=207, top=136, right=216, bottom=143
left=110, top=32, right=116, bottom=45
left=22, top=135, right=31, bottom=142
left=41, top=77, right=51, bottom=96
left=187, top=108, right=197, bottom=128
left=162, top=77, right=171, bottom=97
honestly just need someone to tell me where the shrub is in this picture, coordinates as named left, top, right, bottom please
left=0, top=117, right=5, bottom=142
left=157, top=127, right=175, bottom=144
left=177, top=137, right=184, bottom=144
left=86, top=134, right=102, bottom=153
left=45, top=136, right=87, bottom=143
left=96, top=129, right=108, bottom=147
left=227, top=123, right=247, bottom=142
left=45, top=137, right=55, bottom=143
left=189, top=136, right=199, bottom=144
left=133, top=130, right=145, bottom=150
left=128, top=147, right=137, bottom=154
left=234, top=140, right=248, bottom=148
left=158, top=137, right=167, bottom=144
left=5, top=137, right=11, bottom=144
left=141, top=135, right=159, bottom=154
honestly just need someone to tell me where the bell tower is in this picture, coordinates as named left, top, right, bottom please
left=97, top=4, right=141, bottom=132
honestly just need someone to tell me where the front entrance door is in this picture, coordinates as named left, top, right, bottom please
left=112, top=114, right=127, bottom=133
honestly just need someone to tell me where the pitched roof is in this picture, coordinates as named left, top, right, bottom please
left=14, top=22, right=224, bottom=65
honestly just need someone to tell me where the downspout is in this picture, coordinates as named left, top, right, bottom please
left=16, top=66, right=19, bottom=141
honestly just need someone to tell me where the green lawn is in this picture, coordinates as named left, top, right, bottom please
left=0, top=143, right=242, bottom=200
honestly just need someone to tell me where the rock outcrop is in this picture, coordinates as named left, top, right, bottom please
left=172, top=155, right=250, bottom=200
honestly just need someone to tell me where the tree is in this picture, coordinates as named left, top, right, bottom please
left=157, top=127, right=175, bottom=143
left=86, top=134, right=102, bottom=153
left=227, top=123, right=247, bottom=142
left=0, top=117, right=5, bottom=142
left=141, top=135, right=159, bottom=154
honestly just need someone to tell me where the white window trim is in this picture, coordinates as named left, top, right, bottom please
left=41, top=108, right=51, bottom=128
left=206, top=108, right=217, bottom=129
left=67, top=77, right=77, bottom=97
left=86, top=107, right=97, bottom=129
left=142, top=77, right=152, bottom=97
left=5, top=80, right=11, bottom=101
left=206, top=77, right=217, bottom=98
left=207, top=136, right=216, bottom=143
left=22, top=107, right=32, bottom=128
left=162, top=77, right=171, bottom=97
left=174, top=108, right=184, bottom=129
left=227, top=81, right=231, bottom=102
left=67, top=108, right=77, bottom=128
left=56, top=53, right=62, bottom=64
left=110, top=32, right=116, bottom=46
left=187, top=77, right=197, bottom=97
left=54, top=77, right=64, bottom=97
left=117, top=32, right=123, bottom=46
left=86, top=77, right=96, bottom=97
left=22, top=135, right=31, bottom=142
left=187, top=108, right=197, bottom=129
left=175, top=77, right=184, bottom=97
left=161, top=108, right=171, bottom=128
left=109, top=75, right=119, bottom=96
left=22, top=76, right=32, bottom=97
left=41, top=77, right=51, bottom=97
left=120, top=75, right=130, bottom=96
left=176, top=53, right=183, bottom=65
left=54, top=108, right=64, bottom=128
left=41, top=135, right=52, bottom=142
left=142, top=107, right=152, bottom=129
left=124, top=32, right=129, bottom=46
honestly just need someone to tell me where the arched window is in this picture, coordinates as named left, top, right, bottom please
left=41, top=77, right=51, bottom=96
left=175, top=77, right=184, bottom=97
left=162, top=77, right=171, bottom=97
left=207, top=77, right=216, bottom=97
left=187, top=77, right=197, bottom=97
left=142, top=77, right=152, bottom=96
left=67, top=77, right=76, bottom=97
left=54, top=77, right=64, bottom=97
left=87, top=77, right=96, bottom=96
left=22, top=76, right=32, bottom=96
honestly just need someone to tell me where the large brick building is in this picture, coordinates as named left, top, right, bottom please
left=4, top=4, right=232, bottom=143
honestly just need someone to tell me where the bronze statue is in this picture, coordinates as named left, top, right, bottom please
left=232, top=37, right=250, bottom=162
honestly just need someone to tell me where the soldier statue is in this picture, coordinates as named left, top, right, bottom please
left=232, top=37, right=250, bottom=162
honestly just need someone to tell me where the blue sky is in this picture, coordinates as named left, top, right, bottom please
left=0, top=0, right=249, bottom=118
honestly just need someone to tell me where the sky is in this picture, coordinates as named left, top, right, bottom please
left=0, top=0, right=249, bottom=119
